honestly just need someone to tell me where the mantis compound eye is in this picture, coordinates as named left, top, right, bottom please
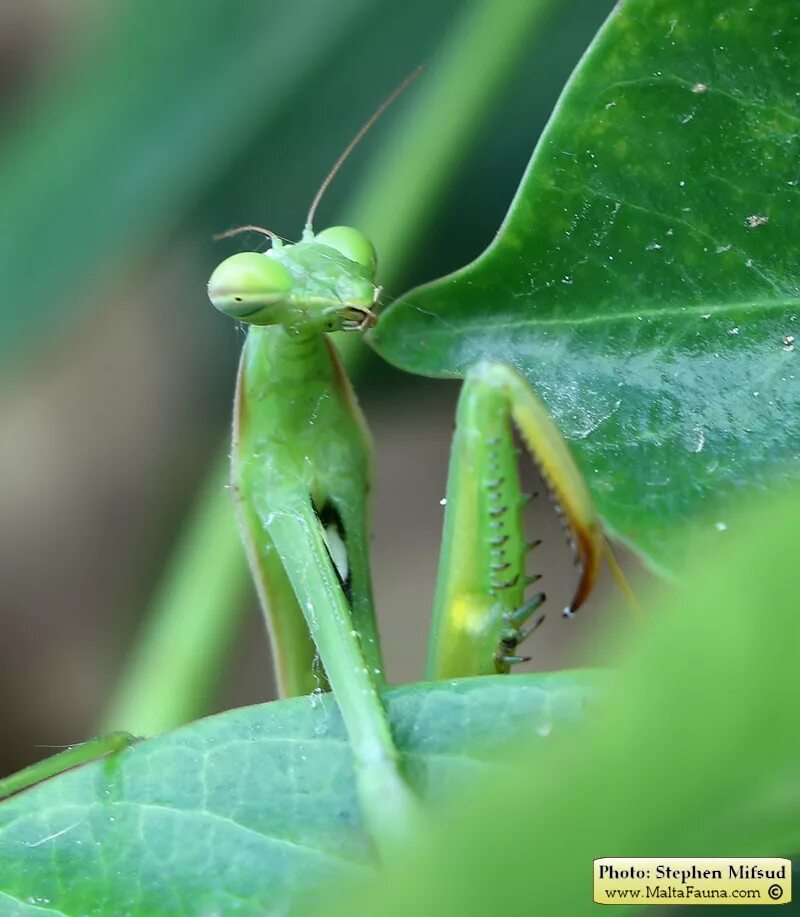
left=315, top=226, right=377, bottom=275
left=208, top=252, right=293, bottom=321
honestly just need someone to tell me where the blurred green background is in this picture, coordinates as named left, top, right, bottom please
left=0, top=0, right=626, bottom=777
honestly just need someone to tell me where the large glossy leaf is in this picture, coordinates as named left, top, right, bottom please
left=331, top=483, right=800, bottom=917
left=0, top=672, right=600, bottom=916
left=373, top=0, right=800, bottom=573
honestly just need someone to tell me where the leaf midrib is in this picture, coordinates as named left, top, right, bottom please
left=403, top=295, right=799, bottom=338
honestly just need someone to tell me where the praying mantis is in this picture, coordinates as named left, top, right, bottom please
left=206, top=71, right=635, bottom=852
left=0, top=72, right=636, bottom=857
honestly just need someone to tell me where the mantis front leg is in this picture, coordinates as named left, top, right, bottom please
left=231, top=323, right=417, bottom=852
left=428, top=360, right=635, bottom=680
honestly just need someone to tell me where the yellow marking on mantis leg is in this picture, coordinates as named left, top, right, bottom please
left=449, top=595, right=498, bottom=639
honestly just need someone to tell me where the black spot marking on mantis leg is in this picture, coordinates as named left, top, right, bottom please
left=315, top=501, right=352, bottom=605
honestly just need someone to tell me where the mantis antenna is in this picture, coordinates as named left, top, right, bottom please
left=304, top=64, right=425, bottom=231
left=213, top=225, right=282, bottom=242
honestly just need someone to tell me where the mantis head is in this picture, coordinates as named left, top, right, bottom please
left=207, top=226, right=378, bottom=333
left=208, top=68, right=425, bottom=335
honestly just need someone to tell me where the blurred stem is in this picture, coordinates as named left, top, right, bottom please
left=345, top=0, right=558, bottom=289
left=337, top=0, right=558, bottom=368
left=103, top=0, right=559, bottom=735
left=102, top=458, right=248, bottom=734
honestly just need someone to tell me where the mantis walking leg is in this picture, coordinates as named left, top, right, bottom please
left=0, top=733, right=137, bottom=801
left=427, top=360, right=634, bottom=680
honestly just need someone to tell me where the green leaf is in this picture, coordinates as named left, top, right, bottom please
left=0, top=673, right=601, bottom=915
left=330, top=483, right=800, bottom=917
left=373, top=0, right=800, bottom=574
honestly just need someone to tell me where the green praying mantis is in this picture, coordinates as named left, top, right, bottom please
left=206, top=71, right=636, bottom=852
left=0, top=70, right=636, bottom=857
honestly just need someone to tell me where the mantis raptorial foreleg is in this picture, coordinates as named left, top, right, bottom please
left=427, top=360, right=636, bottom=680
